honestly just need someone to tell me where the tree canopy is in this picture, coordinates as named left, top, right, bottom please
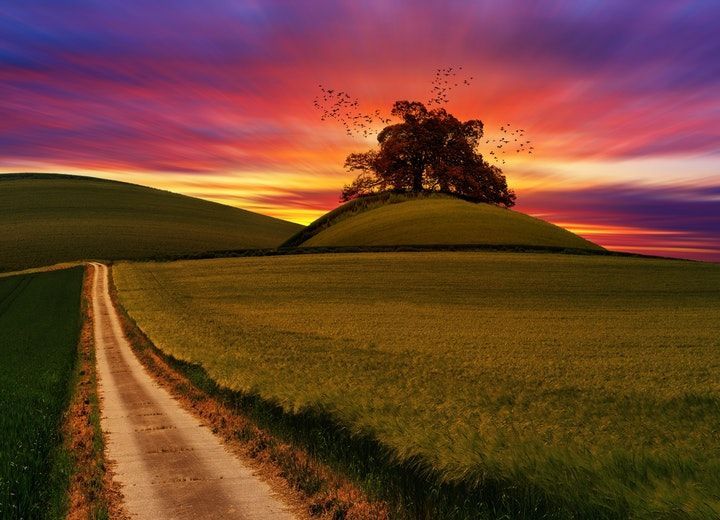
left=341, top=101, right=516, bottom=207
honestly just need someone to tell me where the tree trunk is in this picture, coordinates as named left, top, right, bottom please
left=412, top=169, right=423, bottom=192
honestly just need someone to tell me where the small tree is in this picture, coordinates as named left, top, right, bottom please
left=340, top=101, right=516, bottom=207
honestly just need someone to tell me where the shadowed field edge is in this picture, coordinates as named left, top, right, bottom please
left=126, top=242, right=697, bottom=265
left=105, top=265, right=391, bottom=520
left=0, top=242, right=697, bottom=276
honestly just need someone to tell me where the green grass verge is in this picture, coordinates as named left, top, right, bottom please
left=68, top=268, right=111, bottom=519
left=80, top=338, right=111, bottom=520
left=0, top=267, right=85, bottom=518
left=114, top=253, right=720, bottom=518
left=0, top=173, right=301, bottom=272
left=282, top=193, right=601, bottom=251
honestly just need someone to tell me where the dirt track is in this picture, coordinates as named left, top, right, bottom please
left=91, top=263, right=297, bottom=519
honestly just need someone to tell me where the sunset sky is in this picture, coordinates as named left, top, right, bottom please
left=2, top=1, right=719, bottom=260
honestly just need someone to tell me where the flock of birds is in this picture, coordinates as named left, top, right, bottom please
left=313, top=67, right=534, bottom=165
left=485, top=125, right=534, bottom=165
left=313, top=86, right=391, bottom=138
left=427, top=66, right=473, bottom=106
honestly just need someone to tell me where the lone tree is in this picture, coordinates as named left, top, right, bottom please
left=340, top=101, right=516, bottom=207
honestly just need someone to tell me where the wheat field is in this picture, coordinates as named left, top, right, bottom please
left=114, top=252, right=720, bottom=518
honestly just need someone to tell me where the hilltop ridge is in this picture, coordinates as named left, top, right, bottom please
left=283, top=193, right=602, bottom=252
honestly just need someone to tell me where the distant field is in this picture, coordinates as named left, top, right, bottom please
left=291, top=195, right=601, bottom=251
left=115, top=253, right=720, bottom=518
left=0, top=268, right=84, bottom=518
left=0, top=173, right=301, bottom=272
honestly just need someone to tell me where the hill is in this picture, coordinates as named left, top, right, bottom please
left=0, top=173, right=301, bottom=272
left=284, top=193, right=602, bottom=251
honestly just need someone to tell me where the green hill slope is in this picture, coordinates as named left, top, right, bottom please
left=0, top=173, right=301, bottom=272
left=293, top=194, right=602, bottom=251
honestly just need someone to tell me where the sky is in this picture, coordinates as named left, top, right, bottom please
left=1, top=0, right=719, bottom=261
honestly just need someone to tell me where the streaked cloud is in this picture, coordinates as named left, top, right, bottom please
left=517, top=182, right=720, bottom=261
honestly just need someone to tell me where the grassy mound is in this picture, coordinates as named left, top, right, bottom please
left=284, top=193, right=602, bottom=251
left=0, top=173, right=301, bottom=272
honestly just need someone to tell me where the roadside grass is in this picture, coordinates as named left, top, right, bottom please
left=65, top=265, right=117, bottom=520
left=282, top=193, right=601, bottom=251
left=114, top=252, right=720, bottom=518
left=0, top=173, right=301, bottom=272
left=0, top=267, right=84, bottom=518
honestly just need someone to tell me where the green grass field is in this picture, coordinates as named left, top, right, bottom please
left=0, top=267, right=84, bottom=518
left=0, top=173, right=301, bottom=272
left=289, top=194, right=601, bottom=251
left=114, top=253, right=720, bottom=518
